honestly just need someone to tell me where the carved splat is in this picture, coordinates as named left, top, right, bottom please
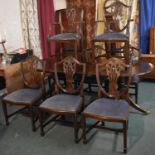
left=104, top=0, right=131, bottom=32
left=54, top=56, right=86, bottom=94
left=21, top=56, right=44, bottom=89
left=96, top=57, right=131, bottom=98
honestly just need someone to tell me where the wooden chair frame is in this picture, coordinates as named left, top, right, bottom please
left=82, top=57, right=131, bottom=153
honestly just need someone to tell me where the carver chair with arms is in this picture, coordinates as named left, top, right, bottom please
left=82, top=57, right=131, bottom=153
left=2, top=56, right=45, bottom=131
left=48, top=8, right=84, bottom=61
left=39, top=56, right=86, bottom=143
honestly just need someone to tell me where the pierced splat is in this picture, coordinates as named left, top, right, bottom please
left=21, top=56, right=44, bottom=89
left=63, top=57, right=77, bottom=92
left=58, top=8, right=83, bottom=34
left=96, top=57, right=131, bottom=99
left=104, top=0, right=131, bottom=32
left=54, top=56, right=86, bottom=94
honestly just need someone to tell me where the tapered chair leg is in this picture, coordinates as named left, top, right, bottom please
left=73, top=115, right=79, bottom=143
left=30, top=106, right=36, bottom=132
left=39, top=110, right=45, bottom=136
left=2, top=101, right=9, bottom=126
left=123, top=121, right=127, bottom=154
left=135, top=84, right=138, bottom=103
left=82, top=115, right=87, bottom=144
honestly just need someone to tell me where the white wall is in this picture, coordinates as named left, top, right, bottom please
left=53, top=0, right=66, bottom=11
left=0, top=0, right=23, bottom=53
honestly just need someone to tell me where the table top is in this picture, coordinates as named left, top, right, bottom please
left=0, top=56, right=153, bottom=78
left=45, top=57, right=154, bottom=77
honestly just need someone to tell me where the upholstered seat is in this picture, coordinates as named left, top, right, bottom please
left=94, top=32, right=128, bottom=41
left=3, top=88, right=42, bottom=106
left=84, top=98, right=129, bottom=120
left=40, top=94, right=82, bottom=113
left=49, top=33, right=81, bottom=41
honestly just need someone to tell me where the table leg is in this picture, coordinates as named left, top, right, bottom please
left=128, top=97, right=150, bottom=115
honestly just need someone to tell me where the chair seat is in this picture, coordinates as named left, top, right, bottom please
left=83, top=98, right=129, bottom=120
left=40, top=94, right=82, bottom=113
left=94, top=32, right=128, bottom=41
left=49, top=33, right=81, bottom=41
left=3, top=88, right=42, bottom=106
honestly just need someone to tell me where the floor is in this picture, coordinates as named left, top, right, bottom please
left=0, top=81, right=155, bottom=155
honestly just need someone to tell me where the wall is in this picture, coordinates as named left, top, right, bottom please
left=0, top=0, right=23, bottom=53
left=53, top=0, right=66, bottom=11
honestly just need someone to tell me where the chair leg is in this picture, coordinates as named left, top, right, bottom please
left=2, top=101, right=9, bottom=126
left=39, top=110, right=45, bottom=136
left=73, top=115, right=79, bottom=143
left=123, top=121, right=127, bottom=154
left=135, top=84, right=138, bottom=103
left=30, top=106, right=36, bottom=132
left=82, top=115, right=87, bottom=144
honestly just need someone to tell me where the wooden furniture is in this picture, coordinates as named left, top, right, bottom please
left=45, top=57, right=153, bottom=115
left=93, top=0, right=132, bottom=64
left=139, top=27, right=155, bottom=79
left=48, top=8, right=84, bottom=60
left=140, top=54, right=155, bottom=79
left=82, top=58, right=130, bottom=153
left=150, top=27, right=155, bottom=54
left=1, top=56, right=45, bottom=131
left=39, top=56, right=86, bottom=142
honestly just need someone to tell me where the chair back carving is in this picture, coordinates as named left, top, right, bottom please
left=4, top=63, right=24, bottom=94
left=104, top=0, right=132, bottom=33
left=20, top=56, right=45, bottom=92
left=54, top=56, right=86, bottom=95
left=56, top=8, right=84, bottom=36
left=96, top=57, right=131, bottom=99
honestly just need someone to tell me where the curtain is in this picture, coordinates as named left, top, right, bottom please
left=129, top=0, right=139, bottom=47
left=19, top=0, right=41, bottom=57
left=96, top=0, right=105, bottom=35
left=37, top=0, right=55, bottom=59
left=139, top=0, right=155, bottom=54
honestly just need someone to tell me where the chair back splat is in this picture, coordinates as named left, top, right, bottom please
left=96, top=57, right=131, bottom=99
left=21, top=56, right=45, bottom=93
left=54, top=56, right=86, bottom=95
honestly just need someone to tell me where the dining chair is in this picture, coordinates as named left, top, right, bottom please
left=1, top=55, right=45, bottom=131
left=48, top=7, right=84, bottom=61
left=39, top=56, right=86, bottom=143
left=93, top=0, right=132, bottom=64
left=82, top=57, right=131, bottom=153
